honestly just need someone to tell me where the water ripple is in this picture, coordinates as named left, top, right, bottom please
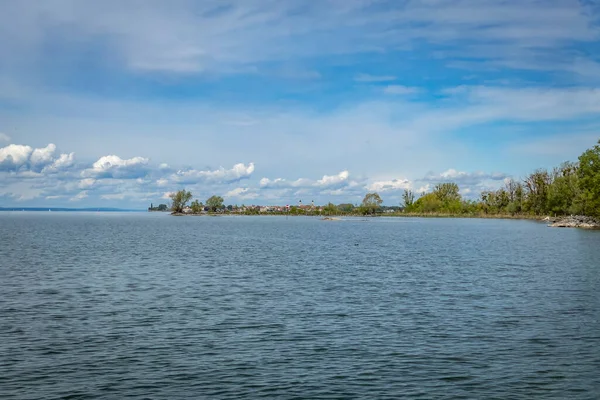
left=1, top=213, right=599, bottom=399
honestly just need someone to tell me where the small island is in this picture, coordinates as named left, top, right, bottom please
left=147, top=203, right=169, bottom=212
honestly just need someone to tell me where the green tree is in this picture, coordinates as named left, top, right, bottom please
left=360, top=192, right=383, bottom=215
left=523, top=169, right=552, bottom=215
left=323, top=202, right=338, bottom=215
left=170, top=190, right=192, bottom=213
left=412, top=192, right=443, bottom=213
left=578, top=140, right=600, bottom=217
left=190, top=200, right=204, bottom=213
left=547, top=162, right=580, bottom=215
left=433, top=182, right=461, bottom=204
left=402, top=189, right=415, bottom=209
left=337, top=203, right=355, bottom=213
left=206, top=195, right=225, bottom=212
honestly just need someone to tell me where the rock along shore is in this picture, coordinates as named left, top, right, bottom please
left=547, top=215, right=600, bottom=229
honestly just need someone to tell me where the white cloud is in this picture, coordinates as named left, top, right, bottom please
left=225, top=187, right=259, bottom=200
left=30, top=143, right=57, bottom=169
left=0, top=133, right=10, bottom=142
left=78, top=178, right=96, bottom=189
left=367, top=178, right=412, bottom=192
left=315, top=170, right=350, bottom=188
left=0, top=144, right=32, bottom=170
left=261, top=170, right=353, bottom=190
left=43, top=152, right=75, bottom=173
left=156, top=178, right=169, bottom=186
left=173, top=162, right=254, bottom=184
left=82, top=155, right=149, bottom=179
left=70, top=191, right=88, bottom=201
left=383, top=86, right=421, bottom=95
left=416, top=184, right=431, bottom=194
left=2, top=0, right=596, bottom=76
left=0, top=142, right=76, bottom=173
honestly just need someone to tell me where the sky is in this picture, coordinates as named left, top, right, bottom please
left=1, top=0, right=600, bottom=208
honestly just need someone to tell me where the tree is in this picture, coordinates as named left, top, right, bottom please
left=433, top=182, right=461, bottom=204
left=411, top=192, right=443, bottom=213
left=338, top=203, right=355, bottom=213
left=578, top=140, right=600, bottom=217
left=547, top=162, right=580, bottom=215
left=206, top=195, right=224, bottom=212
left=523, top=169, right=552, bottom=215
left=170, top=190, right=192, bottom=213
left=323, top=202, right=338, bottom=215
left=190, top=200, right=204, bottom=214
left=402, top=189, right=415, bottom=209
left=361, top=192, right=383, bottom=215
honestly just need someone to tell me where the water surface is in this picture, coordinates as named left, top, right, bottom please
left=1, top=213, right=599, bottom=399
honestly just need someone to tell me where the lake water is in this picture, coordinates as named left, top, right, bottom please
left=1, top=213, right=599, bottom=399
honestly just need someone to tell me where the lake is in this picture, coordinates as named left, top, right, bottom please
left=1, top=213, right=599, bottom=399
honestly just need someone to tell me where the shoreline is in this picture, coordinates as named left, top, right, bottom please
left=168, top=211, right=600, bottom=228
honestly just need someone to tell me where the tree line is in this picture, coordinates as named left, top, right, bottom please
left=165, top=140, right=600, bottom=218
left=402, top=140, right=600, bottom=217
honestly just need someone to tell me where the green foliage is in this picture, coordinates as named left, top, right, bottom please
left=190, top=200, right=204, bottom=213
left=402, top=189, right=415, bottom=208
left=337, top=203, right=355, bottom=213
left=547, top=162, right=580, bottom=215
left=323, top=202, right=338, bottom=215
left=433, top=183, right=461, bottom=204
left=206, top=195, right=224, bottom=212
left=410, top=192, right=443, bottom=213
left=523, top=169, right=552, bottom=215
left=360, top=192, right=383, bottom=215
left=578, top=140, right=600, bottom=217
left=170, top=190, right=192, bottom=213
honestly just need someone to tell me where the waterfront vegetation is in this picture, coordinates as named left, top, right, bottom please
left=164, top=140, right=600, bottom=219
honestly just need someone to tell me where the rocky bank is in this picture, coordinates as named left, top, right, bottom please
left=546, top=215, right=600, bottom=229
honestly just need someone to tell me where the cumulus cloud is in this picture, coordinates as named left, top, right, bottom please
left=173, top=162, right=254, bottom=184
left=0, top=143, right=75, bottom=173
left=43, top=152, right=75, bottom=173
left=261, top=170, right=353, bottom=190
left=30, top=144, right=57, bottom=169
left=367, top=178, right=412, bottom=192
left=0, top=144, right=32, bottom=170
left=225, top=187, right=259, bottom=200
left=315, top=170, right=350, bottom=188
left=82, top=155, right=149, bottom=179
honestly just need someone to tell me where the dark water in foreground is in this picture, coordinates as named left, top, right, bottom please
left=1, top=213, right=599, bottom=399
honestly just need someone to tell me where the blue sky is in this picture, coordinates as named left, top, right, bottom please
left=1, top=0, right=599, bottom=207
